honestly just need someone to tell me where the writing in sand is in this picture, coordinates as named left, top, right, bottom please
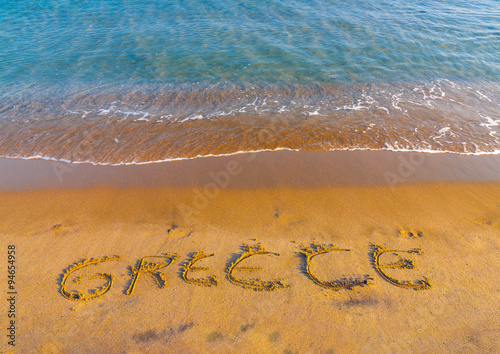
left=60, top=242, right=431, bottom=301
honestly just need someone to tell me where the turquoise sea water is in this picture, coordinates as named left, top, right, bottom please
left=1, top=0, right=499, bottom=163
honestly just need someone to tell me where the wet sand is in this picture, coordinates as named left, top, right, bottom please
left=1, top=151, right=500, bottom=352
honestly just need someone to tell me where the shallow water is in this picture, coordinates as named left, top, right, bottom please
left=1, top=0, right=499, bottom=163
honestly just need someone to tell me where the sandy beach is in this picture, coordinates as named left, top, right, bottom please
left=3, top=0, right=500, bottom=352
left=1, top=150, right=500, bottom=352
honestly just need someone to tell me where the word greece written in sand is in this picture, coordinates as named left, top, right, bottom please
left=60, top=243, right=431, bottom=301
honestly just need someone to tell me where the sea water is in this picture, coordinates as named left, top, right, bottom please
left=1, top=0, right=499, bottom=163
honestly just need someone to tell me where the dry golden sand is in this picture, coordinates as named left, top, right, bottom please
left=1, top=151, right=500, bottom=352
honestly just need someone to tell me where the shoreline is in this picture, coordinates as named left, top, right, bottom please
left=2, top=149, right=500, bottom=191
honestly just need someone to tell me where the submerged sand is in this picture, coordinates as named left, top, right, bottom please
left=1, top=151, right=500, bottom=352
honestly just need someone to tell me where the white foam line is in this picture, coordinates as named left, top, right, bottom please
left=2, top=146, right=500, bottom=167
left=476, top=90, right=492, bottom=102
left=179, top=114, right=204, bottom=123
